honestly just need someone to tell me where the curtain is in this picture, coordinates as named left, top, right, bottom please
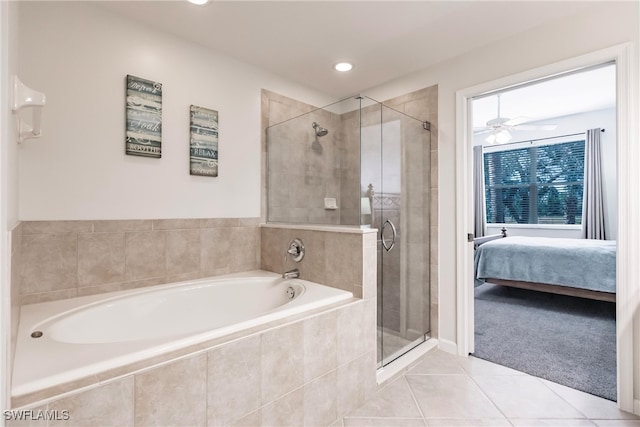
left=473, top=145, right=486, bottom=238
left=581, top=128, right=606, bottom=239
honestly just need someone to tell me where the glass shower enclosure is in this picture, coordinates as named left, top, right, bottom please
left=266, top=96, right=431, bottom=367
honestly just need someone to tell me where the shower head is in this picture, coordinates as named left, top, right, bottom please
left=312, top=122, right=328, bottom=137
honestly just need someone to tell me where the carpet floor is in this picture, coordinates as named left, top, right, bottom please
left=473, top=282, right=616, bottom=401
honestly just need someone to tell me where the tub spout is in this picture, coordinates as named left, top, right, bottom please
left=282, top=268, right=300, bottom=279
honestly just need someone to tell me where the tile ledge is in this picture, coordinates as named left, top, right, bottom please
left=261, top=223, right=377, bottom=234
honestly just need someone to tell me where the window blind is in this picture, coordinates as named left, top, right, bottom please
left=484, top=140, right=585, bottom=225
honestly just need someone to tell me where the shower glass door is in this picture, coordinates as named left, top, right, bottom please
left=362, top=101, right=431, bottom=367
left=266, top=94, right=431, bottom=368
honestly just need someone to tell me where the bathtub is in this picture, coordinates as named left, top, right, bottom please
left=12, top=270, right=353, bottom=400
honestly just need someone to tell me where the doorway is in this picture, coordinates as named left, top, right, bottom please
left=471, top=64, right=617, bottom=400
left=455, top=44, right=638, bottom=412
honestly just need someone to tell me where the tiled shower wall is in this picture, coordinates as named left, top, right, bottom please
left=14, top=218, right=261, bottom=305
left=261, top=87, right=439, bottom=338
left=337, top=108, right=362, bottom=226
left=262, top=90, right=345, bottom=225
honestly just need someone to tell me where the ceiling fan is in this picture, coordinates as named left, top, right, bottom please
left=474, top=94, right=558, bottom=144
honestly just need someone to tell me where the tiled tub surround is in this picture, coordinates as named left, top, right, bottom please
left=260, top=224, right=378, bottom=300
left=10, top=222, right=378, bottom=426
left=11, top=297, right=377, bottom=426
left=12, top=271, right=353, bottom=399
left=16, top=218, right=261, bottom=305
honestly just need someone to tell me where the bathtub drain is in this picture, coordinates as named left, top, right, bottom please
left=31, top=331, right=43, bottom=338
left=286, top=287, right=295, bottom=299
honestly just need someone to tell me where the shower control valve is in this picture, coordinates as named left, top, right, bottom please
left=286, top=238, right=305, bottom=262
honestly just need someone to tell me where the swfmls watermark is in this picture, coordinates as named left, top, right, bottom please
left=3, top=409, right=70, bottom=422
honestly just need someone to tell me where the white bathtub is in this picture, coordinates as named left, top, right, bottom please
left=12, top=270, right=353, bottom=399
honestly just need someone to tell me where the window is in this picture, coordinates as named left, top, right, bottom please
left=484, top=140, right=585, bottom=225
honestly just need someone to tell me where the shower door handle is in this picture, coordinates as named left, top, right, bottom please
left=381, top=219, right=397, bottom=252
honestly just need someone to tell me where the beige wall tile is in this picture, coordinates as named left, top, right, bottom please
left=229, top=226, right=260, bottom=272
left=260, top=227, right=285, bottom=273
left=93, top=220, right=152, bottom=233
left=362, top=244, right=377, bottom=300
left=237, top=218, right=261, bottom=227
left=165, top=271, right=202, bottom=283
left=153, top=218, right=200, bottom=230
left=303, top=311, right=337, bottom=382
left=353, top=286, right=363, bottom=299
left=200, top=227, right=232, bottom=275
left=231, top=409, right=262, bottom=427
left=22, top=221, right=92, bottom=234
left=200, top=218, right=239, bottom=228
left=430, top=226, right=438, bottom=265
left=165, top=229, right=200, bottom=276
left=261, top=322, right=304, bottom=404
left=430, top=188, right=439, bottom=227
left=260, top=388, right=304, bottom=427
left=21, top=233, right=77, bottom=294
left=430, top=267, right=439, bottom=338
left=304, top=370, right=337, bottom=426
left=125, top=231, right=166, bottom=281
left=76, top=277, right=166, bottom=297
left=134, top=354, right=207, bottom=426
left=363, top=300, right=377, bottom=353
left=337, top=356, right=365, bottom=418
left=48, top=378, right=134, bottom=427
left=264, top=90, right=343, bottom=225
left=18, top=218, right=264, bottom=302
left=325, top=233, right=363, bottom=292
left=20, top=288, right=78, bottom=305
left=77, top=232, right=125, bottom=287
left=296, top=230, right=326, bottom=284
left=337, top=301, right=366, bottom=366
left=207, top=336, right=262, bottom=426
left=430, top=149, right=439, bottom=188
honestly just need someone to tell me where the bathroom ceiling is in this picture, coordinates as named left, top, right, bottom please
left=96, top=1, right=600, bottom=98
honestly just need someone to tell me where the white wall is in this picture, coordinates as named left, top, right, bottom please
left=17, top=2, right=334, bottom=220
left=362, top=2, right=638, bottom=352
left=479, top=107, right=617, bottom=239
left=1, top=0, right=20, bottom=416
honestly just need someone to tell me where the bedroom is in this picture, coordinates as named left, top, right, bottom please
left=471, top=63, right=618, bottom=401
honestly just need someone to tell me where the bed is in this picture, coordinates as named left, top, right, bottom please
left=474, top=234, right=616, bottom=302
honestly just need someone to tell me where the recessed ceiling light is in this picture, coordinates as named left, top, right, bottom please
left=188, top=0, right=209, bottom=5
left=334, top=62, right=353, bottom=72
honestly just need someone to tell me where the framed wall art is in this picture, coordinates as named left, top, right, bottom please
left=125, top=75, right=162, bottom=158
left=189, top=105, right=218, bottom=177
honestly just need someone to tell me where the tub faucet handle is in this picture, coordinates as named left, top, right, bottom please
left=286, top=238, right=305, bottom=262
left=287, top=245, right=300, bottom=256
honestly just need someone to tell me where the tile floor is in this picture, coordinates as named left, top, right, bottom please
left=338, top=349, right=640, bottom=427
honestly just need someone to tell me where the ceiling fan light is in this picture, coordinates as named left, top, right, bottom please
left=495, top=129, right=512, bottom=144
left=485, top=133, right=497, bottom=145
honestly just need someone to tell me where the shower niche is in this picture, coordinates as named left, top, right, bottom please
left=265, top=91, right=436, bottom=368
